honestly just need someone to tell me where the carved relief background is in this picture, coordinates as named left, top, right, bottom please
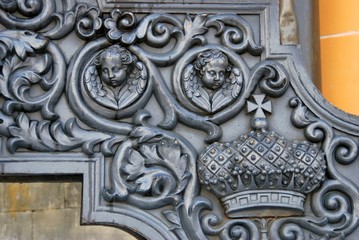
left=0, top=0, right=359, bottom=239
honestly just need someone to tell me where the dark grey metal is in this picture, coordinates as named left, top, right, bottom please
left=0, top=0, right=358, bottom=239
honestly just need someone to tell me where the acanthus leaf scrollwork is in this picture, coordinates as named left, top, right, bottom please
left=3, top=111, right=125, bottom=155
left=103, top=110, right=198, bottom=210
left=0, top=30, right=66, bottom=120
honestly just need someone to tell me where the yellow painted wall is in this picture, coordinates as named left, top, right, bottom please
left=319, top=0, right=359, bottom=115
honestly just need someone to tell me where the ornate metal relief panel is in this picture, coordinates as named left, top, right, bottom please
left=0, top=0, right=359, bottom=239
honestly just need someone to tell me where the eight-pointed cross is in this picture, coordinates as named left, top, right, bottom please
left=247, top=94, right=272, bottom=119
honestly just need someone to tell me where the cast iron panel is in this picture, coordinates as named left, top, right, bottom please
left=0, top=0, right=359, bottom=239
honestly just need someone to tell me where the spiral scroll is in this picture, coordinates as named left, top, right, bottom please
left=0, top=0, right=55, bottom=30
left=201, top=213, right=260, bottom=240
left=270, top=97, right=359, bottom=239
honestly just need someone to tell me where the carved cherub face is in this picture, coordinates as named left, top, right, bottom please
left=99, top=46, right=132, bottom=88
left=100, top=56, right=127, bottom=87
left=201, top=57, right=227, bottom=90
left=195, top=49, right=229, bottom=91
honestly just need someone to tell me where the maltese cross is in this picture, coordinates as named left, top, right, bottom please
left=247, top=94, right=272, bottom=119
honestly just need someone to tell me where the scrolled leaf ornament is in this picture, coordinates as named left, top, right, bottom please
left=0, top=0, right=55, bottom=30
left=201, top=213, right=260, bottom=239
left=5, top=112, right=124, bottom=154
left=205, top=14, right=263, bottom=55
left=255, top=61, right=290, bottom=97
left=0, top=30, right=66, bottom=120
left=103, top=111, right=198, bottom=210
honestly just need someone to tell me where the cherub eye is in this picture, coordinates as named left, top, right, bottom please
left=210, top=71, right=216, bottom=76
left=113, top=67, right=119, bottom=72
left=219, top=71, right=224, bottom=77
left=102, top=68, right=108, bottom=74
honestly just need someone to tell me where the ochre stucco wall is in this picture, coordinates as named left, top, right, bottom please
left=319, top=0, right=359, bottom=115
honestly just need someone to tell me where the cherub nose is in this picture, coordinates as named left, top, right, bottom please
left=108, top=71, right=115, bottom=79
left=215, top=73, right=220, bottom=80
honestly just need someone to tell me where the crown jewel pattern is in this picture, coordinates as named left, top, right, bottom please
left=198, top=95, right=327, bottom=217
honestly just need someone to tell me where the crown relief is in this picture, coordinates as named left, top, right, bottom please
left=0, top=2, right=358, bottom=240
left=198, top=95, right=326, bottom=218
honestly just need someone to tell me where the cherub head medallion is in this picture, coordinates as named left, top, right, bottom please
left=83, top=45, right=148, bottom=112
left=178, top=49, right=243, bottom=114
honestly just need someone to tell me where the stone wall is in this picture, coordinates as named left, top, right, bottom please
left=0, top=182, right=135, bottom=240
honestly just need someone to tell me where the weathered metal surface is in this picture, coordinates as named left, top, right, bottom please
left=0, top=0, right=358, bottom=239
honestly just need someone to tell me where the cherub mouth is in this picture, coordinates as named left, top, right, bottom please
left=111, top=81, right=121, bottom=86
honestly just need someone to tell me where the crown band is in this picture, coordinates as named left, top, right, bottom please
left=221, top=190, right=305, bottom=218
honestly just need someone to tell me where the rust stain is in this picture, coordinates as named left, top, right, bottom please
left=6, top=183, right=31, bottom=218
left=279, top=0, right=299, bottom=44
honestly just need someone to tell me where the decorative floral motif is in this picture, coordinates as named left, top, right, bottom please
left=104, top=9, right=137, bottom=43
left=75, top=7, right=102, bottom=40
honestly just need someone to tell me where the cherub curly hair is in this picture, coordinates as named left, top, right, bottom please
left=194, top=49, right=231, bottom=75
left=96, top=45, right=135, bottom=67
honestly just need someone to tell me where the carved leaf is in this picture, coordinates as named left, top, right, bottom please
left=135, top=174, right=153, bottom=193
left=139, top=144, right=163, bottom=164
left=6, top=113, right=123, bottom=154
left=163, top=210, right=182, bottom=229
left=13, top=40, right=34, bottom=61
left=176, top=171, right=191, bottom=193
left=0, top=37, right=15, bottom=53
left=0, top=31, right=48, bottom=61
left=138, top=140, right=187, bottom=179
left=205, top=15, right=264, bottom=55
left=289, top=97, right=314, bottom=128
left=134, top=169, right=176, bottom=195
left=183, top=14, right=207, bottom=42
left=158, top=140, right=181, bottom=163
left=123, top=148, right=145, bottom=180
left=0, top=31, right=65, bottom=120
left=130, top=126, right=164, bottom=143
left=157, top=140, right=188, bottom=179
